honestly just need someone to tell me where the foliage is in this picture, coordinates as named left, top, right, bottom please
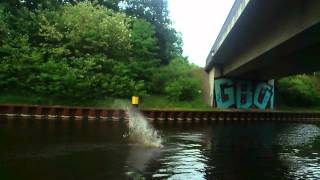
left=0, top=2, right=154, bottom=100
left=0, top=0, right=121, bottom=11
left=122, top=0, right=183, bottom=64
left=37, top=3, right=131, bottom=59
left=1, top=0, right=183, bottom=65
left=152, top=57, right=201, bottom=101
left=278, top=74, right=320, bottom=106
left=130, top=19, right=159, bottom=60
left=0, top=1, right=201, bottom=105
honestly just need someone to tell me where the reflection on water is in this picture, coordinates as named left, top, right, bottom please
left=277, top=124, right=320, bottom=179
left=152, top=132, right=210, bottom=179
left=0, top=116, right=320, bottom=180
left=126, top=145, right=162, bottom=173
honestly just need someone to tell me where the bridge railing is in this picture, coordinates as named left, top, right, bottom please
left=206, top=0, right=251, bottom=67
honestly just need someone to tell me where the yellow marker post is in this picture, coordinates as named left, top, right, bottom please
left=132, top=96, right=139, bottom=105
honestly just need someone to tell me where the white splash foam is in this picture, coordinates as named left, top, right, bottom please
left=127, top=109, right=163, bottom=148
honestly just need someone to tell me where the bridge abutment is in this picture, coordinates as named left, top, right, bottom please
left=208, top=67, right=275, bottom=110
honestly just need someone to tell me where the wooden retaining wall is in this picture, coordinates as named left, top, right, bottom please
left=0, top=104, right=319, bottom=123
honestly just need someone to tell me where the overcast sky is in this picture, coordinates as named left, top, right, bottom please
left=168, top=0, right=235, bottom=67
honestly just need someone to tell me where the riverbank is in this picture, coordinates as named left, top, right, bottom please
left=0, top=94, right=211, bottom=110
left=1, top=94, right=319, bottom=112
left=0, top=104, right=319, bottom=123
left=277, top=106, right=320, bottom=112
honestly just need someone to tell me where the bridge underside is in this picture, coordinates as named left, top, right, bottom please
left=226, top=23, right=320, bottom=80
left=206, top=0, right=320, bottom=80
left=206, top=0, right=320, bottom=109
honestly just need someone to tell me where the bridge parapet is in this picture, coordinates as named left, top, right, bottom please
left=206, top=0, right=250, bottom=66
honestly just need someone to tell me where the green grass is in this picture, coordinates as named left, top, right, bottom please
left=140, top=95, right=211, bottom=110
left=0, top=93, right=116, bottom=107
left=0, top=93, right=211, bottom=110
left=277, top=105, right=320, bottom=112
left=1, top=93, right=319, bottom=112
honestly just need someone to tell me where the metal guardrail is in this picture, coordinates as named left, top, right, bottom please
left=206, top=0, right=251, bottom=66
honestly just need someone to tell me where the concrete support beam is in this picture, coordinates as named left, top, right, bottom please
left=208, top=66, right=222, bottom=107
left=208, top=68, right=215, bottom=107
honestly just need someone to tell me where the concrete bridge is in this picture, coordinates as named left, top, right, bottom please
left=205, top=0, right=320, bottom=110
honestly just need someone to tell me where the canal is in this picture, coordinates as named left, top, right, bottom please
left=0, top=117, right=320, bottom=179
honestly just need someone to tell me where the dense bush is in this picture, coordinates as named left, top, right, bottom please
left=0, top=1, right=202, bottom=103
left=152, top=57, right=201, bottom=101
left=278, top=74, right=320, bottom=106
left=0, top=2, right=158, bottom=99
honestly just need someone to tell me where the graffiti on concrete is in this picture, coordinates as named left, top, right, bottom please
left=214, top=78, right=274, bottom=110
left=253, top=82, right=273, bottom=110
left=214, top=79, right=235, bottom=108
left=236, top=81, right=253, bottom=109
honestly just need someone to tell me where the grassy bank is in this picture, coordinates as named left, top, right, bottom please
left=0, top=93, right=211, bottom=110
left=140, top=95, right=211, bottom=110
left=1, top=93, right=320, bottom=112
left=277, top=105, right=320, bottom=112
left=0, top=93, right=115, bottom=107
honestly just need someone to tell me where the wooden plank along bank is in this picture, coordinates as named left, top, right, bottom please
left=0, top=104, right=319, bottom=123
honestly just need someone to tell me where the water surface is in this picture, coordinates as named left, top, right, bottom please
left=0, top=117, right=320, bottom=179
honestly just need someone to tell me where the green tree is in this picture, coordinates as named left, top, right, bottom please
left=0, top=0, right=121, bottom=11
left=0, top=2, right=148, bottom=100
left=152, top=57, right=201, bottom=101
left=0, top=1, right=197, bottom=105
left=130, top=19, right=158, bottom=60
left=123, top=0, right=183, bottom=64
left=278, top=75, right=320, bottom=106
left=0, top=5, right=9, bottom=45
left=37, top=3, right=131, bottom=59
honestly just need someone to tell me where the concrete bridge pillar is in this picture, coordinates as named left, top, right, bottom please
left=208, top=68, right=215, bottom=107
left=268, top=79, right=275, bottom=110
left=209, top=69, right=275, bottom=110
left=208, top=66, right=222, bottom=107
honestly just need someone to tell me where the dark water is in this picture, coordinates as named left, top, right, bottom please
left=0, top=116, right=320, bottom=180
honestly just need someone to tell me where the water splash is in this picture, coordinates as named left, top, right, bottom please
left=127, top=109, right=163, bottom=148
left=111, top=100, right=162, bottom=148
